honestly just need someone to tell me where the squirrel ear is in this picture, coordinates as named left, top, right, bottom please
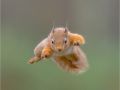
left=51, top=25, right=55, bottom=33
left=52, top=29, right=55, bottom=33
left=64, top=27, right=69, bottom=33
left=64, top=22, right=69, bottom=33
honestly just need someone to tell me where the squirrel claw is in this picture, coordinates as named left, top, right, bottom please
left=41, top=55, right=48, bottom=59
left=41, top=52, right=51, bottom=59
left=73, top=41, right=80, bottom=46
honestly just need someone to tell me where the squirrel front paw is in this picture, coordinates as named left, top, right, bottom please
left=41, top=48, right=53, bottom=59
left=71, top=34, right=85, bottom=46
left=73, top=41, right=81, bottom=46
left=41, top=51, right=50, bottom=59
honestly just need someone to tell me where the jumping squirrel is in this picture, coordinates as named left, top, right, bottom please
left=28, top=27, right=89, bottom=73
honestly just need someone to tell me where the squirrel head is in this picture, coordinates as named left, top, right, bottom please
left=48, top=27, right=70, bottom=53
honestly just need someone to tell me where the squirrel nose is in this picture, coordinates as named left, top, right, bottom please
left=57, top=48, right=62, bottom=52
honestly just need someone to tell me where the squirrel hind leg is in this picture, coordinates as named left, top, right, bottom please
left=53, top=56, right=84, bottom=73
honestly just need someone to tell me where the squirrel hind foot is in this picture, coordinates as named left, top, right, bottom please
left=53, top=56, right=88, bottom=74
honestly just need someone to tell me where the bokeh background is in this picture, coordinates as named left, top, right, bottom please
left=1, top=0, right=119, bottom=90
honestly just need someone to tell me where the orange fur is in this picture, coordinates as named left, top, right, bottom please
left=41, top=47, right=53, bottom=58
left=54, top=54, right=79, bottom=71
left=53, top=51, right=88, bottom=73
left=69, top=33, right=85, bottom=45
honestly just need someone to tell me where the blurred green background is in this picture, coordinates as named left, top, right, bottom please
left=1, top=0, right=119, bottom=90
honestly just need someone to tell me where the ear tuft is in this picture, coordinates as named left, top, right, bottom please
left=52, top=29, right=55, bottom=33
left=51, top=26, right=55, bottom=33
left=64, top=27, right=68, bottom=33
left=51, top=21, right=56, bottom=33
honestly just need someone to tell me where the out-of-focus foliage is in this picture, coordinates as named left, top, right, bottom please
left=1, top=0, right=119, bottom=90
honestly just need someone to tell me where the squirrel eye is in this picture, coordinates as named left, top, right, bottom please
left=64, top=38, right=67, bottom=44
left=51, top=39, right=55, bottom=44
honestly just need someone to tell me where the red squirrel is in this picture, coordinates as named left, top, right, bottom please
left=28, top=27, right=89, bottom=73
